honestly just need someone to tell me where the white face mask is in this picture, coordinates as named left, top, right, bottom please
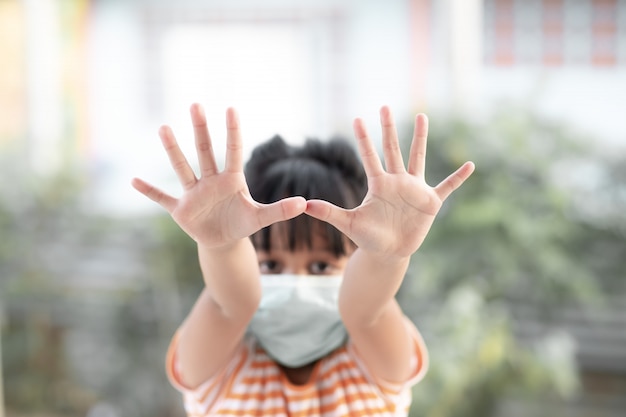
left=247, top=274, right=347, bottom=368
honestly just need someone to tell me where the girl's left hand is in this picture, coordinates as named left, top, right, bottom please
left=305, top=106, right=474, bottom=260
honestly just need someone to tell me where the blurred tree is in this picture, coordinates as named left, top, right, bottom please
left=0, top=148, right=94, bottom=415
left=395, top=106, right=625, bottom=417
left=0, top=147, right=180, bottom=417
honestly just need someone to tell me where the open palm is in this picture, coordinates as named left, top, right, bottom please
left=131, top=104, right=306, bottom=248
left=305, top=106, right=474, bottom=259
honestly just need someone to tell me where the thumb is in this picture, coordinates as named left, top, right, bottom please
left=131, top=177, right=177, bottom=213
left=434, top=161, right=475, bottom=201
left=257, top=196, right=307, bottom=228
left=305, top=199, right=352, bottom=236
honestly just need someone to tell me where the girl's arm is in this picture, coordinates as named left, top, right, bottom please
left=132, top=104, right=306, bottom=388
left=305, top=106, right=474, bottom=383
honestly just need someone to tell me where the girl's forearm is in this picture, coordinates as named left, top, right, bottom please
left=175, top=239, right=260, bottom=388
left=338, top=248, right=410, bottom=326
left=197, top=238, right=261, bottom=319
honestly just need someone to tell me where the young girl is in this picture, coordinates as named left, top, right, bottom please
left=131, top=104, right=474, bottom=416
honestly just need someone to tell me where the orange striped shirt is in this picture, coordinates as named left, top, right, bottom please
left=166, top=319, right=428, bottom=417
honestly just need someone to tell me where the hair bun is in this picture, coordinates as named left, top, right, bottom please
left=245, top=135, right=290, bottom=191
left=298, top=137, right=366, bottom=186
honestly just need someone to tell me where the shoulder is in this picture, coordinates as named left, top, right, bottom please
left=165, top=333, right=260, bottom=400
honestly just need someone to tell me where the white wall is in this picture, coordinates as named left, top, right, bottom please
left=481, top=67, right=626, bottom=149
left=87, top=0, right=416, bottom=214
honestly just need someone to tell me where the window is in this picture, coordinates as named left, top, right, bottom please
left=484, top=0, right=624, bottom=67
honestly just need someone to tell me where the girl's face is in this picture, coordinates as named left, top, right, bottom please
left=256, top=227, right=352, bottom=276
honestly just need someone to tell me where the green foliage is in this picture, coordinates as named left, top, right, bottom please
left=0, top=151, right=92, bottom=415
left=0, top=147, right=179, bottom=416
left=402, top=108, right=600, bottom=303
left=396, top=107, right=625, bottom=416
left=149, top=215, right=204, bottom=304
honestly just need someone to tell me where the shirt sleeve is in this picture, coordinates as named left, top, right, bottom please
left=347, top=315, right=429, bottom=396
left=165, top=330, right=250, bottom=415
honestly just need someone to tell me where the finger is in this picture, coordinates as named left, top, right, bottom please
left=434, top=161, right=475, bottom=201
left=379, top=106, right=405, bottom=174
left=353, top=118, right=385, bottom=178
left=256, top=196, right=307, bottom=228
left=224, top=107, right=243, bottom=173
left=305, top=200, right=353, bottom=237
left=191, top=103, right=218, bottom=177
left=131, top=177, right=177, bottom=212
left=407, top=113, right=429, bottom=176
left=159, top=125, right=197, bottom=190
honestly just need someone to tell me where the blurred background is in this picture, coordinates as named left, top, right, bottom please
left=1, top=0, right=625, bottom=416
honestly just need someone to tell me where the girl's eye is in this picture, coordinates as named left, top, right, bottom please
left=309, top=261, right=333, bottom=275
left=259, top=260, right=281, bottom=274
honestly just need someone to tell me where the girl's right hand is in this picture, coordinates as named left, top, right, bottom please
left=131, top=104, right=306, bottom=249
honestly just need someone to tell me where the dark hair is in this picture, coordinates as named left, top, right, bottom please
left=245, top=135, right=367, bottom=257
